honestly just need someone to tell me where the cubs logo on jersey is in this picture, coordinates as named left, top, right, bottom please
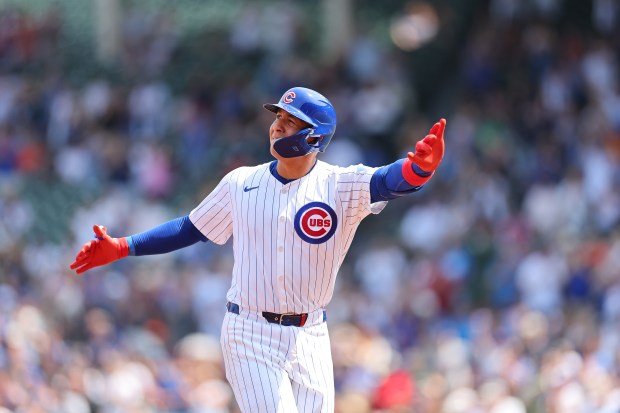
left=294, top=201, right=337, bottom=244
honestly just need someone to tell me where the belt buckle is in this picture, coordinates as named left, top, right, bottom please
left=277, top=312, right=294, bottom=325
left=270, top=315, right=286, bottom=325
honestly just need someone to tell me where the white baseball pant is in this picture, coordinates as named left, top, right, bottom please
left=221, top=305, right=334, bottom=413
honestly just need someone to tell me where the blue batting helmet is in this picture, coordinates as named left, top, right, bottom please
left=263, top=87, right=337, bottom=158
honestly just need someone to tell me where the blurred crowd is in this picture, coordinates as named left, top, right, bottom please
left=1, top=1, right=620, bottom=412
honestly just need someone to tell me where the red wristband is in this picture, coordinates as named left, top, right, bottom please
left=117, top=237, right=129, bottom=259
left=402, top=158, right=434, bottom=187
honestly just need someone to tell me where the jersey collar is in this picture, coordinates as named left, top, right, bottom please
left=269, top=160, right=318, bottom=185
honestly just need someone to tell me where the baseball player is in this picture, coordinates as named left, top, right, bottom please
left=70, top=87, right=446, bottom=413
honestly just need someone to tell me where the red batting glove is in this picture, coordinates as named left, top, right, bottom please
left=70, top=225, right=129, bottom=274
left=402, top=118, right=446, bottom=186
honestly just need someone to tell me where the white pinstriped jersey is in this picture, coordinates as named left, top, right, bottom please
left=189, top=160, right=387, bottom=315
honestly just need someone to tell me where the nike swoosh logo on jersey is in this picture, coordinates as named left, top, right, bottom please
left=244, top=186, right=259, bottom=192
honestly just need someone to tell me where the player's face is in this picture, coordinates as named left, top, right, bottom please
left=269, top=109, right=312, bottom=159
left=270, top=109, right=309, bottom=140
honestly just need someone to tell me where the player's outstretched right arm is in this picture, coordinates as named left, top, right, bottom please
left=70, top=215, right=208, bottom=275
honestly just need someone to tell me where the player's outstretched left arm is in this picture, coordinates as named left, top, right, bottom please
left=370, top=118, right=446, bottom=202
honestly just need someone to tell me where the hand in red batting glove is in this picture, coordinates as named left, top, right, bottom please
left=409, top=118, right=446, bottom=172
left=70, top=225, right=128, bottom=274
left=402, top=118, right=446, bottom=186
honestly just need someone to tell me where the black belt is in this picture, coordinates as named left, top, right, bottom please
left=226, top=302, right=325, bottom=327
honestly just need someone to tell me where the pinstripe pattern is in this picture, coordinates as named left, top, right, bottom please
left=190, top=160, right=387, bottom=412
left=221, top=310, right=334, bottom=413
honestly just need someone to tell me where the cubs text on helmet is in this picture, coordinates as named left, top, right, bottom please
left=263, top=87, right=337, bottom=158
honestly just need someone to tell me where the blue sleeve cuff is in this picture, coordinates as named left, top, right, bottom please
left=370, top=159, right=423, bottom=203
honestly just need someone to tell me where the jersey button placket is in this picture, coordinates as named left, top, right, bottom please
left=277, top=273, right=287, bottom=313
left=276, top=200, right=288, bottom=311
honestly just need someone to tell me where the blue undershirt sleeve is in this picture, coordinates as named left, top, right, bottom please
left=126, top=215, right=208, bottom=256
left=370, top=159, right=431, bottom=203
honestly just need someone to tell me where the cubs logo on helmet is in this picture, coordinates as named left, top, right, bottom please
left=294, top=202, right=337, bottom=244
left=283, top=91, right=296, bottom=103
